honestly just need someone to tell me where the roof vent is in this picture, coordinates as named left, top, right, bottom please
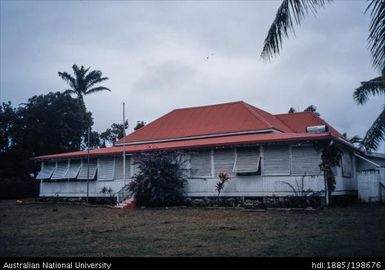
left=306, top=125, right=328, bottom=133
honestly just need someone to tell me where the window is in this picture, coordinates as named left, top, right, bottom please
left=63, top=160, right=81, bottom=179
left=51, top=161, right=69, bottom=180
left=77, top=159, right=97, bottom=180
left=36, top=162, right=56, bottom=180
left=214, top=148, right=235, bottom=177
left=341, top=152, right=353, bottom=178
left=97, top=157, right=115, bottom=181
left=114, top=156, right=131, bottom=180
left=291, top=145, right=321, bottom=175
left=190, top=150, right=212, bottom=178
left=234, top=146, right=261, bottom=174
left=263, top=145, right=290, bottom=175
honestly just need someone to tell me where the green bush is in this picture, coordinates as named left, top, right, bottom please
left=0, top=177, right=39, bottom=199
left=128, top=151, right=188, bottom=207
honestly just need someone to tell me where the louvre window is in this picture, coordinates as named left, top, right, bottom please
left=36, top=162, right=56, bottom=180
left=234, top=147, right=260, bottom=173
left=114, top=156, right=131, bottom=180
left=77, top=159, right=97, bottom=180
left=214, top=148, right=235, bottom=177
left=97, top=157, right=115, bottom=181
left=291, top=145, right=321, bottom=175
left=63, top=160, right=81, bottom=179
left=190, top=150, right=212, bottom=177
left=263, top=145, right=290, bottom=175
left=51, top=161, right=69, bottom=180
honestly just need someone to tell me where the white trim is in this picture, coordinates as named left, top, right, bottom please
left=210, top=149, right=214, bottom=178
left=260, top=146, right=264, bottom=175
left=115, top=129, right=277, bottom=146
left=232, top=148, right=237, bottom=173
left=354, top=153, right=381, bottom=167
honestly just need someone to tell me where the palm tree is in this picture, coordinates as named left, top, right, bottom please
left=58, top=64, right=111, bottom=103
left=261, top=0, right=385, bottom=151
left=353, top=67, right=385, bottom=151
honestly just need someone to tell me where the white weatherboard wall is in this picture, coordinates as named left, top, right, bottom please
left=39, top=144, right=357, bottom=198
left=185, top=144, right=356, bottom=197
left=357, top=168, right=385, bottom=202
left=39, top=156, right=132, bottom=198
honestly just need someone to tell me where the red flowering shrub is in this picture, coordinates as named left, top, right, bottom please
left=215, top=171, right=231, bottom=196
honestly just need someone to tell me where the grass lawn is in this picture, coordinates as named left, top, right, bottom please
left=0, top=200, right=384, bottom=257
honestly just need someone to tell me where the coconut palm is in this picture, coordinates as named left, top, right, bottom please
left=58, top=64, right=111, bottom=103
left=261, top=0, right=385, bottom=151
left=353, top=67, right=385, bottom=151
left=260, top=0, right=384, bottom=71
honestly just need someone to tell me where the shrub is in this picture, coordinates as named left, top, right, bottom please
left=128, top=151, right=188, bottom=207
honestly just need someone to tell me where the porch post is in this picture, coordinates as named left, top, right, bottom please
left=123, top=151, right=126, bottom=186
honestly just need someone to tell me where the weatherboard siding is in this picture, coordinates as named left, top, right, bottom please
left=39, top=144, right=356, bottom=198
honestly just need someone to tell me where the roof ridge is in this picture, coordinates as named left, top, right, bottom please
left=275, top=111, right=315, bottom=117
left=173, top=100, right=244, bottom=111
left=241, top=102, right=274, bottom=129
left=242, top=102, right=294, bottom=132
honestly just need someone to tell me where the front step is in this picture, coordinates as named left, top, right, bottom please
left=115, top=197, right=136, bottom=209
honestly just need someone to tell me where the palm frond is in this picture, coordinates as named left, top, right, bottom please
left=84, top=70, right=109, bottom=89
left=87, top=77, right=109, bottom=91
left=366, top=0, right=385, bottom=70
left=58, top=72, right=77, bottom=90
left=72, top=64, right=81, bottom=76
left=362, top=107, right=385, bottom=151
left=261, top=0, right=332, bottom=60
left=85, top=86, right=111, bottom=95
left=353, top=74, right=385, bottom=105
left=63, top=89, right=77, bottom=95
left=261, top=0, right=333, bottom=60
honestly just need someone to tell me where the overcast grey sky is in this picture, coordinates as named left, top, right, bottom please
left=0, top=0, right=382, bottom=151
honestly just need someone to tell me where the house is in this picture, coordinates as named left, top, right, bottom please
left=34, top=101, right=385, bottom=203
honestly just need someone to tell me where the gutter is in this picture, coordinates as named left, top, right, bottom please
left=354, top=153, right=382, bottom=168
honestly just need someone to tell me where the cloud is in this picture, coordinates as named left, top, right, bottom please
left=1, top=0, right=383, bottom=150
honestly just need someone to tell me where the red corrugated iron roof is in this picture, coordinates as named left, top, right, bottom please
left=275, top=111, right=343, bottom=138
left=116, top=101, right=293, bottom=145
left=34, top=101, right=346, bottom=160
left=34, top=132, right=333, bottom=160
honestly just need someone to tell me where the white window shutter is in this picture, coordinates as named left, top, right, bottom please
left=36, top=162, right=56, bottom=179
left=77, top=159, right=97, bottom=180
left=234, top=147, right=260, bottom=173
left=263, top=145, right=290, bottom=175
left=51, top=161, right=69, bottom=180
left=291, top=145, right=321, bottom=175
left=97, top=157, right=115, bottom=181
left=63, top=160, right=81, bottom=179
left=190, top=150, right=212, bottom=177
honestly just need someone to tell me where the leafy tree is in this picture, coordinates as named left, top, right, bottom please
left=261, top=0, right=385, bottom=151
left=0, top=92, right=94, bottom=198
left=318, top=142, right=342, bottom=206
left=288, top=107, right=296, bottom=113
left=313, top=139, right=342, bottom=206
left=128, top=151, right=188, bottom=207
left=0, top=92, right=93, bottom=179
left=100, top=121, right=128, bottom=147
left=0, top=102, right=17, bottom=153
left=58, top=64, right=111, bottom=104
left=287, top=104, right=320, bottom=116
left=134, top=120, right=146, bottom=131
